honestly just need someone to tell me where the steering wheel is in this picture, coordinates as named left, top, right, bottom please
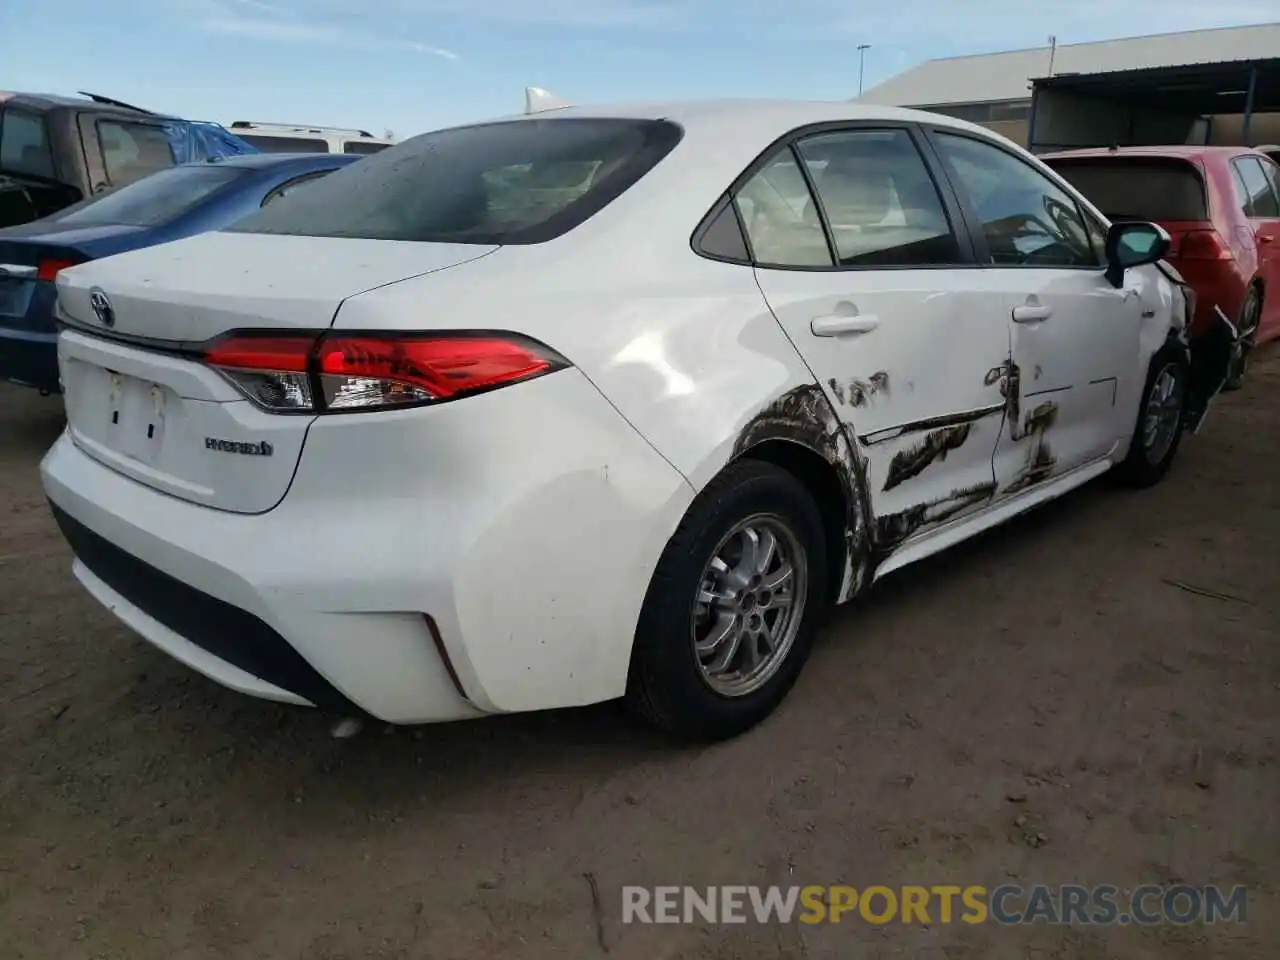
left=987, top=213, right=1060, bottom=264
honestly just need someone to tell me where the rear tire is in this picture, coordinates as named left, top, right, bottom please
left=1114, top=346, right=1189, bottom=489
left=626, top=460, right=828, bottom=742
left=1223, top=285, right=1261, bottom=392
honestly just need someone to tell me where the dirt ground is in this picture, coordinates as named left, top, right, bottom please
left=1, top=350, right=1276, bottom=960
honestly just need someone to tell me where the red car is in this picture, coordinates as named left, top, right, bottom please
left=1042, top=145, right=1280, bottom=388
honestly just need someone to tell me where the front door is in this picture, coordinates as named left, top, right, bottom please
left=742, top=126, right=1011, bottom=556
left=925, top=129, right=1144, bottom=496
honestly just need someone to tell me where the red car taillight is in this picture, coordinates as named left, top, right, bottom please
left=202, top=331, right=569, bottom=414
left=36, top=257, right=84, bottom=282
left=1177, top=230, right=1232, bottom=260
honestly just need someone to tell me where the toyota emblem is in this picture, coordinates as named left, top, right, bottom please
left=89, top=288, right=115, bottom=328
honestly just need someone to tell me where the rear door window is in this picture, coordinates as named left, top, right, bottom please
left=794, top=128, right=962, bottom=267
left=228, top=117, right=683, bottom=244
left=1232, top=156, right=1280, bottom=218
left=1044, top=158, right=1208, bottom=222
left=97, top=120, right=176, bottom=187
left=0, top=108, right=55, bottom=178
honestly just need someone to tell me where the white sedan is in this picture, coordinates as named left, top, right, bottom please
left=41, top=100, right=1232, bottom=740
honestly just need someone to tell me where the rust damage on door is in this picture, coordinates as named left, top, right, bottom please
left=874, top=480, right=999, bottom=553
left=732, top=384, right=876, bottom=602
left=1002, top=390, right=1059, bottom=494
left=987, top=359, right=1060, bottom=494
left=881, top=423, right=974, bottom=491
left=827, top=371, right=890, bottom=408
left=733, top=374, right=1007, bottom=603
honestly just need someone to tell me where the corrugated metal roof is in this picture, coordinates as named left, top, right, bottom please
left=857, top=22, right=1280, bottom=107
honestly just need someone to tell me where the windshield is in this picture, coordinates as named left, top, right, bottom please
left=40, top=164, right=246, bottom=228
left=226, top=117, right=683, bottom=244
left=1045, top=158, right=1208, bottom=222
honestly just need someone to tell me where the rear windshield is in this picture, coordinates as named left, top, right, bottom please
left=41, top=164, right=245, bottom=228
left=1045, top=158, right=1208, bottom=222
left=227, top=117, right=684, bottom=244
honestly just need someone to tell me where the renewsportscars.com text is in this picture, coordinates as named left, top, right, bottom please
left=622, top=884, right=1248, bottom=926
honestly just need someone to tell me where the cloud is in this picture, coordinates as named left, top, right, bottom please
left=185, top=0, right=458, bottom=60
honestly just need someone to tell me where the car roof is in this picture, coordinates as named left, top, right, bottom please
left=197, top=152, right=363, bottom=171
left=477, top=98, right=1002, bottom=144
left=1040, top=145, right=1263, bottom=162
left=0, top=90, right=175, bottom=119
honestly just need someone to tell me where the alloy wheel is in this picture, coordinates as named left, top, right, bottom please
left=691, top=515, right=808, bottom=698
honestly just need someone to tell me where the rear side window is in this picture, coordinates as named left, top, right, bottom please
left=43, top=164, right=244, bottom=227
left=0, top=108, right=55, bottom=178
left=228, top=118, right=684, bottom=244
left=735, top=150, right=833, bottom=267
left=241, top=135, right=329, bottom=153
left=1232, top=157, right=1280, bottom=218
left=1046, top=158, right=1208, bottom=222
left=98, top=120, right=176, bottom=187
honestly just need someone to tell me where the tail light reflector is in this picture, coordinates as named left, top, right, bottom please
left=37, top=257, right=84, bottom=282
left=201, top=331, right=568, bottom=414
left=1177, top=230, right=1232, bottom=260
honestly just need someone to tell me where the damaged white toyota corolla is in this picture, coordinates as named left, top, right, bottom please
left=42, top=100, right=1234, bottom=740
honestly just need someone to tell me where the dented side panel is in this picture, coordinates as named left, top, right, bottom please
left=751, top=267, right=1012, bottom=579
left=991, top=268, right=1145, bottom=493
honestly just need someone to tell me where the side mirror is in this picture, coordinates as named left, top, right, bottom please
left=1104, top=220, right=1172, bottom=288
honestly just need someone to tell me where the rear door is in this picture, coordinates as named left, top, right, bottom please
left=925, top=129, right=1142, bottom=494
left=745, top=124, right=1010, bottom=553
left=1231, top=155, right=1280, bottom=332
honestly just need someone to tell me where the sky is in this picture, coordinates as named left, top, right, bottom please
left=2, top=0, right=1277, bottom=139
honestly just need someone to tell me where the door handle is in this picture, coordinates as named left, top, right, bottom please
left=1259, top=235, right=1274, bottom=245
left=811, top=314, right=880, bottom=336
left=1012, top=303, right=1053, bottom=324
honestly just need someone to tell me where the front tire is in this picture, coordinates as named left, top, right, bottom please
left=626, top=460, right=828, bottom=741
left=1114, top=346, right=1189, bottom=488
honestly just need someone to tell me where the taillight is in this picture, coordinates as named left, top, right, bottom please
left=201, top=331, right=569, bottom=414
left=1177, top=230, right=1232, bottom=260
left=36, top=257, right=84, bottom=282
left=202, top=335, right=316, bottom=413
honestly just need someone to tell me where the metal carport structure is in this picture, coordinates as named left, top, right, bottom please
left=1026, top=58, right=1280, bottom=153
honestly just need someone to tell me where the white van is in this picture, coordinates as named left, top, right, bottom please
left=227, top=121, right=395, bottom=156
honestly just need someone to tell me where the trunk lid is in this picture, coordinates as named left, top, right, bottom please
left=56, top=231, right=498, bottom=341
left=54, top=231, right=498, bottom=514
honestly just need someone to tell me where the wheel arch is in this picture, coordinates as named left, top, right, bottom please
left=732, top=437, right=851, bottom=604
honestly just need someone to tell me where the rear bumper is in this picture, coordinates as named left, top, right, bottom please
left=0, top=328, right=59, bottom=392
left=50, top=502, right=367, bottom=714
left=40, top=368, right=694, bottom=723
